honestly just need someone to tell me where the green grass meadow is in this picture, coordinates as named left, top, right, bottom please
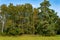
left=0, top=35, right=60, bottom=40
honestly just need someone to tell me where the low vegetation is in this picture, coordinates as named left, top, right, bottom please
left=0, top=35, right=60, bottom=40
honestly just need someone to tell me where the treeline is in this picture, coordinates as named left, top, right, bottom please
left=0, top=0, right=60, bottom=36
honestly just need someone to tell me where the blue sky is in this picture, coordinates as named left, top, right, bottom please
left=0, top=0, right=60, bottom=17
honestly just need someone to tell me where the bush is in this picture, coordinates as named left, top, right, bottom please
left=4, top=26, right=23, bottom=36
left=36, top=21, right=57, bottom=36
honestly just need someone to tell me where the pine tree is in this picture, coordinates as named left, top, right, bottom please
left=37, top=0, right=58, bottom=36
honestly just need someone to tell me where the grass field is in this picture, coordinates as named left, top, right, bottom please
left=0, top=35, right=60, bottom=40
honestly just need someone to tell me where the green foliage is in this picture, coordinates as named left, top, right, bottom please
left=4, top=26, right=23, bottom=35
left=0, top=0, right=59, bottom=36
left=37, top=0, right=58, bottom=36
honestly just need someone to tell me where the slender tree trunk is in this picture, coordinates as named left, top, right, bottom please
left=2, top=15, right=5, bottom=33
left=2, top=21, right=4, bottom=33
